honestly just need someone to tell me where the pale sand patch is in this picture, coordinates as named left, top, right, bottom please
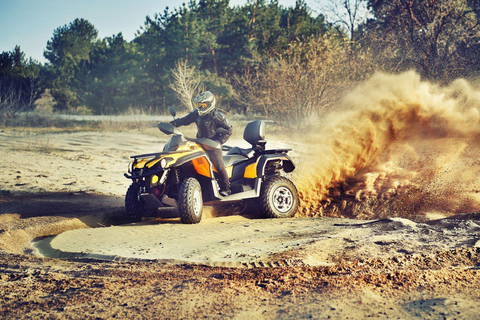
left=34, top=215, right=480, bottom=267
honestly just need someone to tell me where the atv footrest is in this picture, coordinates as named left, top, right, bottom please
left=231, top=184, right=253, bottom=194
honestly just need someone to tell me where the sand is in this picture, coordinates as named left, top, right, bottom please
left=5, top=72, right=480, bottom=317
left=1, top=124, right=480, bottom=319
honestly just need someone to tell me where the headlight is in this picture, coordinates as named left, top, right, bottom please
left=160, top=158, right=167, bottom=168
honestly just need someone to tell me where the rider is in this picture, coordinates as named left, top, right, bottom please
left=170, top=91, right=233, bottom=197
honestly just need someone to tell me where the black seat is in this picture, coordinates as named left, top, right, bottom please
left=223, top=154, right=247, bottom=167
left=226, top=120, right=266, bottom=157
left=227, top=146, right=252, bottom=157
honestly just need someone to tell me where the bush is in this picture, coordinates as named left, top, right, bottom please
left=233, top=34, right=375, bottom=125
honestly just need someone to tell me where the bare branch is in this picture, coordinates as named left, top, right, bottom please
left=169, top=59, right=200, bottom=111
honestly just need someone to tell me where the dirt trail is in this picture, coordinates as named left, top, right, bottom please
left=34, top=214, right=480, bottom=269
left=1, top=128, right=479, bottom=318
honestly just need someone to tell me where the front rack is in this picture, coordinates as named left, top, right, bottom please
left=130, top=150, right=185, bottom=159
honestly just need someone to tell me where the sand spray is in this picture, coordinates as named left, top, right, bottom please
left=295, top=71, right=480, bottom=220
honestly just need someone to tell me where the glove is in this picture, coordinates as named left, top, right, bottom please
left=215, top=127, right=229, bottom=135
left=170, top=120, right=178, bottom=127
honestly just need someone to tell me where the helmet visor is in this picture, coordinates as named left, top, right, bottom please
left=197, top=102, right=209, bottom=109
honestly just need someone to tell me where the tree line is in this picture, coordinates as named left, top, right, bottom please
left=2, top=0, right=480, bottom=123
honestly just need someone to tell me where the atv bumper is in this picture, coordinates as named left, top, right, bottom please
left=140, top=193, right=178, bottom=209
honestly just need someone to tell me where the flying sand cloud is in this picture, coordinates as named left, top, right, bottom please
left=296, top=71, right=480, bottom=220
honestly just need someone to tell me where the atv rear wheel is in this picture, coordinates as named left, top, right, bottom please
left=260, top=176, right=299, bottom=218
left=178, top=177, right=203, bottom=224
left=125, top=183, right=143, bottom=223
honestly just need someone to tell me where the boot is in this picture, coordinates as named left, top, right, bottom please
left=220, top=188, right=231, bottom=197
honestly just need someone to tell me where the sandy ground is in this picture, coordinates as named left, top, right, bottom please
left=1, top=126, right=480, bottom=319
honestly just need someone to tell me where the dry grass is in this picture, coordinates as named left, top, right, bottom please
left=0, top=111, right=285, bottom=143
left=1, top=113, right=158, bottom=134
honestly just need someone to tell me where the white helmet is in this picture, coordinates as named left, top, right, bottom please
left=194, top=91, right=216, bottom=116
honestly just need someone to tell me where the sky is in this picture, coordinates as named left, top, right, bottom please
left=0, top=0, right=323, bottom=64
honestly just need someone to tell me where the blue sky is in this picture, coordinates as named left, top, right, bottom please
left=0, top=0, right=322, bottom=63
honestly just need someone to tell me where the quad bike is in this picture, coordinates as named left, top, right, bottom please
left=124, top=107, right=299, bottom=224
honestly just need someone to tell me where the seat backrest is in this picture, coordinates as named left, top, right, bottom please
left=244, top=120, right=265, bottom=146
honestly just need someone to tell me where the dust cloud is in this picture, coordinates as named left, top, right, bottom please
left=295, top=71, right=480, bottom=220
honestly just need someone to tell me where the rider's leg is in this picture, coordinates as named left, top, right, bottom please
left=205, top=148, right=230, bottom=195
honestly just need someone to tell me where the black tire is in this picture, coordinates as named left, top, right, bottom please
left=178, top=177, right=203, bottom=224
left=260, top=176, right=299, bottom=218
left=125, top=183, right=143, bottom=223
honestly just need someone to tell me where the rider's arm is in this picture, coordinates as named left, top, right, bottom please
left=171, top=110, right=198, bottom=127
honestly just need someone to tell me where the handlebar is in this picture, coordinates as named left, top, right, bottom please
left=157, top=122, right=221, bottom=150
left=157, top=122, right=182, bottom=135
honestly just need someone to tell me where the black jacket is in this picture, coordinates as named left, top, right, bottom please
left=173, top=109, right=233, bottom=144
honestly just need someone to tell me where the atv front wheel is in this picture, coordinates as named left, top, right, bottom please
left=125, top=183, right=143, bottom=223
left=260, top=176, right=299, bottom=218
left=178, top=177, right=203, bottom=224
